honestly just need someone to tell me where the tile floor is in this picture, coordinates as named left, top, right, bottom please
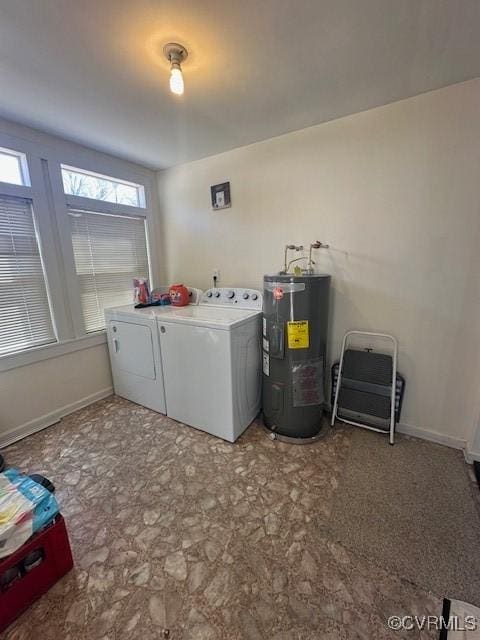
left=2, top=397, right=443, bottom=639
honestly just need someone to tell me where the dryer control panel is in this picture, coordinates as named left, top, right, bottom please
left=200, top=288, right=263, bottom=310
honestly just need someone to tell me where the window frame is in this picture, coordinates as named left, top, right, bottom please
left=61, top=164, right=146, bottom=209
left=0, top=152, right=68, bottom=359
left=0, top=145, right=31, bottom=187
left=0, top=126, right=160, bottom=372
left=49, top=159, right=156, bottom=338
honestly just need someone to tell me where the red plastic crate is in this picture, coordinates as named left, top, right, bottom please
left=0, top=514, right=73, bottom=633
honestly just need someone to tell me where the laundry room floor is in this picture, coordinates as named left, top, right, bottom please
left=3, top=396, right=479, bottom=640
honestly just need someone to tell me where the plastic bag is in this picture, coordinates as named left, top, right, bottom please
left=0, top=469, right=59, bottom=559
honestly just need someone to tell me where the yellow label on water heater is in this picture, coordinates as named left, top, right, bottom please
left=287, top=320, right=309, bottom=349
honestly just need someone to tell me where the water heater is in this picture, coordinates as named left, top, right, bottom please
left=262, top=273, right=331, bottom=442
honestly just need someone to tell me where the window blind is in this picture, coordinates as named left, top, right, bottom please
left=0, top=195, right=56, bottom=356
left=69, top=209, right=149, bottom=332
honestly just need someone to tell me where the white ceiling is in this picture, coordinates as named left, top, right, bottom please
left=1, top=0, right=479, bottom=169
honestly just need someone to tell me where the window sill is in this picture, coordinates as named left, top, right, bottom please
left=0, top=332, right=107, bottom=373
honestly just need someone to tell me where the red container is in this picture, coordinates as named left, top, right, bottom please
left=0, top=515, right=73, bottom=633
left=169, top=283, right=189, bottom=307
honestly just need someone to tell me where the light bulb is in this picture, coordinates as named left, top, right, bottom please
left=169, top=66, right=184, bottom=95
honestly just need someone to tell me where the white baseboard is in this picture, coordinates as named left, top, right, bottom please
left=0, top=387, right=113, bottom=449
left=2, top=394, right=474, bottom=463
left=397, top=421, right=467, bottom=451
left=464, top=444, right=480, bottom=464
left=327, top=401, right=469, bottom=454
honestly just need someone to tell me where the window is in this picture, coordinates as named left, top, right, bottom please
left=62, top=165, right=144, bottom=208
left=0, top=195, right=56, bottom=355
left=0, top=147, right=30, bottom=186
left=0, top=129, right=156, bottom=371
left=69, top=209, right=149, bottom=332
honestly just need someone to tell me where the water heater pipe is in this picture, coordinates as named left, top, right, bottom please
left=283, top=244, right=304, bottom=273
left=308, top=240, right=329, bottom=273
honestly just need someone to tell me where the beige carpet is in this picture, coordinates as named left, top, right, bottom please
left=327, top=427, right=480, bottom=605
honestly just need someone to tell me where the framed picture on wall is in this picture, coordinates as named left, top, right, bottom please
left=211, top=182, right=231, bottom=210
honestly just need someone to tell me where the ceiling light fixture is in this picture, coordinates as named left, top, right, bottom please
left=163, top=42, right=188, bottom=96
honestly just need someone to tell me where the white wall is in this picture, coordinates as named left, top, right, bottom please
left=157, top=79, right=480, bottom=446
left=0, top=345, right=112, bottom=447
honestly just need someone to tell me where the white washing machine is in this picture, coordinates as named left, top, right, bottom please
left=157, top=288, right=263, bottom=442
left=105, top=287, right=202, bottom=414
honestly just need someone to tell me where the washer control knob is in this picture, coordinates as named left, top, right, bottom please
left=242, top=292, right=250, bottom=300
left=227, top=290, right=235, bottom=299
left=206, top=291, right=213, bottom=298
left=251, top=293, right=258, bottom=300
left=214, top=291, right=221, bottom=298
